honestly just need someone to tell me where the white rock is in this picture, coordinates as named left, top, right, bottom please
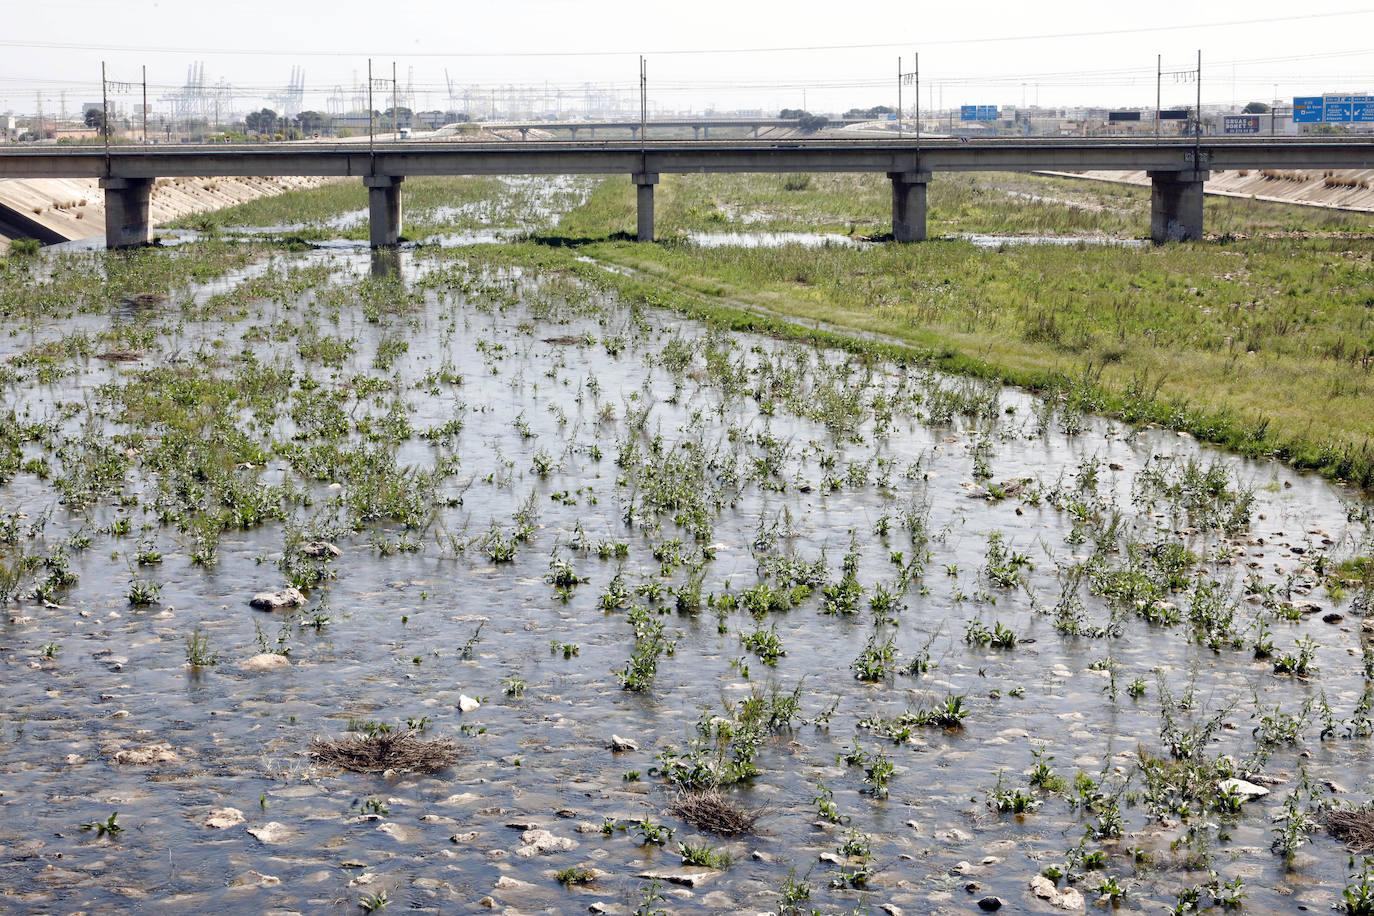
left=635, top=867, right=721, bottom=888
left=1219, top=778, right=1270, bottom=799
left=301, top=541, right=341, bottom=558
left=241, top=653, right=290, bottom=671
left=246, top=821, right=295, bottom=844
left=514, top=828, right=576, bottom=857
left=110, top=743, right=182, bottom=765
left=606, top=734, right=638, bottom=752
left=1030, top=875, right=1059, bottom=900
left=493, top=875, right=533, bottom=890
left=458, top=694, right=481, bottom=713
left=249, top=587, right=305, bottom=610
left=204, top=807, right=245, bottom=829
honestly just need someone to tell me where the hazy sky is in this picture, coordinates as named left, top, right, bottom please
left=2, top=0, right=1371, bottom=118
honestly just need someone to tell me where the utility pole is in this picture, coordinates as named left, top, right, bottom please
left=639, top=56, right=647, bottom=149
left=368, top=58, right=374, bottom=157
left=392, top=61, right=398, bottom=139
left=101, top=62, right=110, bottom=154
left=897, top=56, right=903, bottom=137
left=1195, top=49, right=1202, bottom=140
left=1155, top=54, right=1161, bottom=139
left=915, top=52, right=920, bottom=149
left=141, top=65, right=148, bottom=143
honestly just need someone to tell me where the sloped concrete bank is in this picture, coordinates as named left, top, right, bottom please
left=1047, top=167, right=1374, bottom=213
left=0, top=175, right=340, bottom=249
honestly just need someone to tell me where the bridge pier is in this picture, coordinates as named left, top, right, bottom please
left=692, top=126, right=700, bottom=141
left=100, top=177, right=154, bottom=249
left=633, top=172, right=658, bottom=241
left=569, top=127, right=579, bottom=141
left=365, top=175, right=404, bottom=248
left=889, top=171, right=930, bottom=242
left=1148, top=169, right=1208, bottom=243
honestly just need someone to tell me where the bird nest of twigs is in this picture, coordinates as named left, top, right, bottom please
left=668, top=791, right=764, bottom=836
left=310, top=729, right=460, bottom=773
left=1325, top=806, right=1374, bottom=852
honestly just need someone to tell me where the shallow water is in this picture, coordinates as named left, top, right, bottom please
left=1, top=224, right=1371, bottom=915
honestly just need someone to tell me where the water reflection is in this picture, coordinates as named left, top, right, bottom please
left=370, top=247, right=403, bottom=278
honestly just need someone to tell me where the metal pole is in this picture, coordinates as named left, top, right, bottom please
left=392, top=61, right=398, bottom=140
left=1156, top=54, right=1161, bottom=138
left=368, top=58, right=374, bottom=157
left=101, top=61, right=110, bottom=155
left=1195, top=49, right=1202, bottom=139
left=915, top=52, right=920, bottom=149
left=897, top=56, right=903, bottom=138
left=639, top=56, right=646, bottom=150
left=141, top=66, right=148, bottom=143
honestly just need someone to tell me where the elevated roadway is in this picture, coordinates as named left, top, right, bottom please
left=2, top=137, right=1370, bottom=247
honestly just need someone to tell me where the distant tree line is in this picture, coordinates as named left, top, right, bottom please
left=237, top=107, right=471, bottom=137
left=843, top=105, right=895, bottom=119
left=778, top=109, right=830, bottom=132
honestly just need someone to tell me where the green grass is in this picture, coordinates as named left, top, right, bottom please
left=553, top=170, right=1374, bottom=240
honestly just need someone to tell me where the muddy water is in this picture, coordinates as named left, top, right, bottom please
left=1, top=232, right=1371, bottom=915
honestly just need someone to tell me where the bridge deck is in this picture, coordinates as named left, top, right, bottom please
left=1, top=138, right=1370, bottom=180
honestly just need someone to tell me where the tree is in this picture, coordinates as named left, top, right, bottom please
left=798, top=113, right=829, bottom=133
left=84, top=107, right=106, bottom=133
left=381, top=107, right=413, bottom=127
left=244, top=108, right=279, bottom=135
left=844, top=105, right=894, bottom=119
left=295, top=110, right=331, bottom=133
left=1242, top=101, right=1270, bottom=114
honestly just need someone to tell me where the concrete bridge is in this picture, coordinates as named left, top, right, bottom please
left=1, top=137, right=1370, bottom=248
left=477, top=117, right=869, bottom=140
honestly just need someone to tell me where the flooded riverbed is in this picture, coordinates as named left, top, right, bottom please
left=1, top=208, right=1372, bottom=915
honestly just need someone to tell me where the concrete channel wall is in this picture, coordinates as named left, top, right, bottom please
left=0, top=175, right=339, bottom=249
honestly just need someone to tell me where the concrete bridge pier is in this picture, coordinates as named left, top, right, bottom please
left=692, top=126, right=700, bottom=141
left=568, top=127, right=579, bottom=140
left=100, top=177, right=154, bottom=249
left=365, top=175, right=404, bottom=248
left=1148, top=169, right=1208, bottom=243
left=632, top=172, right=658, bottom=241
left=889, top=171, right=931, bottom=242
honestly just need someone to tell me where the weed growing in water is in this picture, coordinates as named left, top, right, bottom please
left=185, top=629, right=217, bottom=667
left=79, top=812, right=122, bottom=837
left=678, top=841, right=731, bottom=869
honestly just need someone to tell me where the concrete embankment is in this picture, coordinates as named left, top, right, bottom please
left=0, top=175, right=340, bottom=250
left=1050, top=167, right=1374, bottom=213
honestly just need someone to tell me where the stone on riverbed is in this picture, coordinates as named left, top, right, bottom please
left=513, top=828, right=576, bottom=857
left=203, top=807, right=245, bottom=829
left=246, top=821, right=296, bottom=844
left=1219, top=778, right=1270, bottom=799
left=241, top=653, right=291, bottom=671
left=110, top=743, right=182, bottom=765
left=249, top=587, right=305, bottom=610
left=301, top=541, right=341, bottom=558
left=635, top=867, right=721, bottom=888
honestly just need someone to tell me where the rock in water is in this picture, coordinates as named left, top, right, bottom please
left=204, top=807, right=245, bottom=829
left=249, top=587, right=306, bottom=610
